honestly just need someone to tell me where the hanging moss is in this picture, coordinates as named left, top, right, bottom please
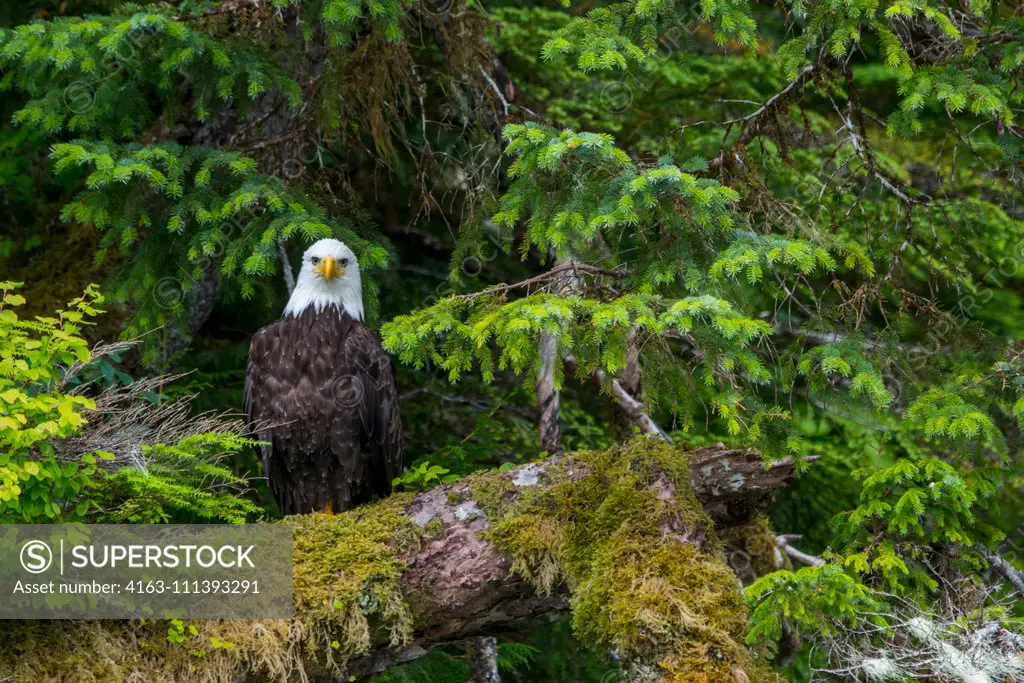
left=475, top=437, right=775, bottom=682
left=288, top=492, right=421, bottom=664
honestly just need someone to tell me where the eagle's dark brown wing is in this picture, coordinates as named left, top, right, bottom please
left=244, top=308, right=403, bottom=515
left=343, top=323, right=404, bottom=499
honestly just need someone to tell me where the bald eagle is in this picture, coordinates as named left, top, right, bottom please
left=243, top=239, right=403, bottom=515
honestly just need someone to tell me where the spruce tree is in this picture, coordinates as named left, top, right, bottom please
left=1, top=0, right=1023, bottom=680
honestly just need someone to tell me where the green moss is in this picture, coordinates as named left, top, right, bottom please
left=0, top=622, right=126, bottom=681
left=0, top=620, right=239, bottom=683
left=0, top=495, right=423, bottom=683
left=467, top=467, right=518, bottom=519
left=289, top=492, right=420, bottom=664
left=489, top=512, right=567, bottom=593
left=425, top=516, right=444, bottom=537
left=479, top=437, right=773, bottom=681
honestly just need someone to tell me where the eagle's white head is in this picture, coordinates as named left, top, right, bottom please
left=283, top=238, right=364, bottom=321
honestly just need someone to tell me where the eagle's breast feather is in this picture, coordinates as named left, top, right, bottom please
left=243, top=307, right=403, bottom=515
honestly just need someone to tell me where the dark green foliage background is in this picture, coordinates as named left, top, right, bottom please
left=2, top=0, right=1023, bottom=679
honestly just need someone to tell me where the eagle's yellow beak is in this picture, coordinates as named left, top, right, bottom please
left=314, top=255, right=343, bottom=282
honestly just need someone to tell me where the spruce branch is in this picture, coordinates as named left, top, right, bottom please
left=448, top=262, right=625, bottom=302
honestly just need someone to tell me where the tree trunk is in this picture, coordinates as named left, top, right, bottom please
left=467, top=636, right=502, bottom=683
left=0, top=439, right=799, bottom=682
left=537, top=331, right=562, bottom=454
left=610, top=331, right=643, bottom=439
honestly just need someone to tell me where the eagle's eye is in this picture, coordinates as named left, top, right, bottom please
left=310, top=256, right=321, bottom=266
left=340, top=258, right=349, bottom=266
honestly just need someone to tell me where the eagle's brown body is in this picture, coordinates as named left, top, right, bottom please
left=243, top=306, right=403, bottom=515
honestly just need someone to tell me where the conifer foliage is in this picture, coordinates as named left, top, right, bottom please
left=1, top=0, right=1024, bottom=679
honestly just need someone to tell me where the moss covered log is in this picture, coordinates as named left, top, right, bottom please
left=0, top=438, right=796, bottom=682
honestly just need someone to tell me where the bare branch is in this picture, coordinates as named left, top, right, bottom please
left=448, top=262, right=624, bottom=303
left=479, top=67, right=509, bottom=118
left=278, top=238, right=295, bottom=294
left=776, top=534, right=825, bottom=567
left=977, top=544, right=1024, bottom=597
left=562, top=353, right=672, bottom=442
left=705, top=60, right=820, bottom=169
left=537, top=332, right=563, bottom=454
left=597, top=367, right=672, bottom=443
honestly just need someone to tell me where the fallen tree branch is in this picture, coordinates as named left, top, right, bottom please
left=0, top=440, right=802, bottom=682
left=688, top=445, right=818, bottom=527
